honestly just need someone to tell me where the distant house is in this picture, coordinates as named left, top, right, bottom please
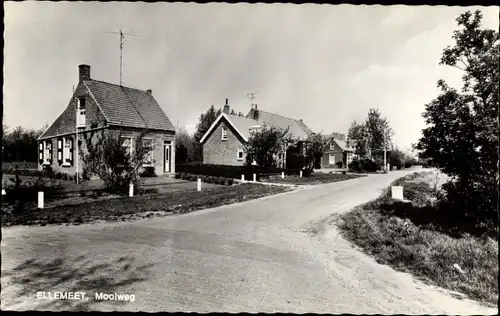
left=37, top=64, right=176, bottom=176
left=199, top=99, right=313, bottom=167
left=321, top=133, right=361, bottom=168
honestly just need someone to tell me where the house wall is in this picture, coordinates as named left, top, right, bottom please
left=38, top=80, right=107, bottom=172
left=38, top=128, right=175, bottom=176
left=202, top=118, right=247, bottom=166
left=321, top=140, right=346, bottom=168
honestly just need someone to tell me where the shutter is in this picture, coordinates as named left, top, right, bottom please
left=57, top=139, right=63, bottom=164
left=69, top=138, right=74, bottom=166
left=39, top=142, right=44, bottom=164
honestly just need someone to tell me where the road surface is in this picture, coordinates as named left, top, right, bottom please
left=1, top=170, right=496, bottom=314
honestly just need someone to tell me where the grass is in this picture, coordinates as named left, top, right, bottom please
left=336, top=171, right=499, bottom=305
left=263, top=172, right=366, bottom=185
left=2, top=183, right=291, bottom=228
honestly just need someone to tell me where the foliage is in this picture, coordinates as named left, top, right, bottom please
left=415, top=10, right=499, bottom=226
left=193, top=105, right=221, bottom=162
left=2, top=124, right=48, bottom=162
left=388, top=148, right=406, bottom=170
left=3, top=165, right=64, bottom=213
left=175, top=126, right=196, bottom=165
left=349, top=157, right=379, bottom=173
left=139, top=166, right=157, bottom=178
left=244, top=125, right=296, bottom=168
left=177, top=172, right=234, bottom=186
left=80, top=129, right=150, bottom=195
left=302, top=133, right=329, bottom=174
left=365, top=108, right=394, bottom=164
left=347, top=121, right=370, bottom=157
left=176, top=162, right=302, bottom=180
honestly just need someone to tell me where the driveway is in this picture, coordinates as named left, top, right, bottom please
left=1, top=170, right=496, bottom=314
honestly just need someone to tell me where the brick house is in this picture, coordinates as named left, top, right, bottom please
left=199, top=99, right=313, bottom=167
left=37, top=64, right=176, bottom=177
left=321, top=133, right=360, bottom=168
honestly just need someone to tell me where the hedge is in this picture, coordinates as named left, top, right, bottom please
left=175, top=172, right=235, bottom=186
left=176, top=163, right=305, bottom=180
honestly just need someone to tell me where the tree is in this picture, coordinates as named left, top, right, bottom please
left=175, top=126, right=195, bottom=165
left=194, top=105, right=221, bottom=143
left=364, top=108, right=393, bottom=164
left=2, top=124, right=47, bottom=162
left=303, top=133, right=328, bottom=174
left=230, top=109, right=236, bottom=115
left=245, top=125, right=294, bottom=168
left=347, top=121, right=369, bottom=157
left=80, top=128, right=150, bottom=194
left=415, top=10, right=499, bottom=226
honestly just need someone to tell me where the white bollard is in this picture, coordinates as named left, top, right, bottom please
left=253, top=173, right=256, bottom=182
left=391, top=186, right=404, bottom=200
left=38, top=191, right=44, bottom=209
left=197, top=178, right=201, bottom=191
left=2, top=189, right=6, bottom=196
left=241, top=174, right=245, bottom=182
left=300, top=170, right=303, bottom=178
left=129, top=182, right=134, bottom=197
left=281, top=172, right=285, bottom=179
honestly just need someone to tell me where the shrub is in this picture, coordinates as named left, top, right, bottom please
left=336, top=161, right=343, bottom=168
left=226, top=178, right=234, bottom=186
left=349, top=158, right=378, bottom=172
left=176, top=163, right=301, bottom=180
left=174, top=173, right=181, bottom=179
left=140, top=166, right=157, bottom=178
left=217, top=178, right=226, bottom=185
left=404, top=162, right=413, bottom=169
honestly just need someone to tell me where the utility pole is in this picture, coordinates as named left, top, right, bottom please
left=383, top=129, right=387, bottom=173
left=75, top=98, right=79, bottom=184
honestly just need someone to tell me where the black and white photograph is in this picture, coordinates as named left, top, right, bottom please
left=1, top=1, right=498, bottom=313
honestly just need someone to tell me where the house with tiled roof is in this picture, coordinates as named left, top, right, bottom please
left=37, top=64, right=176, bottom=176
left=320, top=132, right=364, bottom=168
left=199, top=99, right=313, bottom=167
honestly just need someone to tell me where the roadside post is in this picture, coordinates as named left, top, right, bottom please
left=391, top=186, right=403, bottom=200
left=38, top=191, right=44, bottom=209
left=197, top=178, right=201, bottom=191
left=253, top=173, right=257, bottom=182
left=300, top=170, right=303, bottom=178
left=241, top=174, right=245, bottom=182
left=129, top=182, right=134, bottom=197
left=281, top=172, right=285, bottom=179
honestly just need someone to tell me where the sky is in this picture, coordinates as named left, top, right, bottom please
left=3, top=3, right=499, bottom=151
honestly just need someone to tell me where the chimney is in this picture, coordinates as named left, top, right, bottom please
left=223, top=98, right=230, bottom=114
left=146, top=89, right=152, bottom=95
left=78, top=64, right=91, bottom=82
left=252, top=104, right=259, bottom=120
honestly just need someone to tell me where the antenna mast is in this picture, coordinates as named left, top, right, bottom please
left=246, top=92, right=257, bottom=107
left=119, top=30, right=124, bottom=86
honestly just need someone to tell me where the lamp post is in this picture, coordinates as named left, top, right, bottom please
left=383, top=129, right=388, bottom=173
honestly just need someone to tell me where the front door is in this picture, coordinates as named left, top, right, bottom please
left=329, top=154, right=335, bottom=165
left=163, top=141, right=171, bottom=173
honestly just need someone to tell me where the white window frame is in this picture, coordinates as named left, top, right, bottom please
left=44, top=141, right=51, bottom=164
left=329, top=153, right=335, bottom=165
left=221, top=126, right=228, bottom=141
left=330, top=142, right=335, bottom=150
left=142, top=138, right=154, bottom=167
left=39, top=143, right=44, bottom=161
left=78, top=98, right=86, bottom=127
left=57, top=139, right=63, bottom=161
left=237, top=148, right=244, bottom=161
left=62, top=137, right=72, bottom=166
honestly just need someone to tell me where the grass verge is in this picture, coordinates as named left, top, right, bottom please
left=336, top=171, right=498, bottom=306
left=2, top=183, right=291, bottom=228
left=263, top=172, right=365, bottom=185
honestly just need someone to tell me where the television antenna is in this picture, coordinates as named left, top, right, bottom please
left=246, top=92, right=258, bottom=106
left=100, top=29, right=140, bottom=86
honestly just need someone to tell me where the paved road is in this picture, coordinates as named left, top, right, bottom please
left=1, top=170, right=496, bottom=314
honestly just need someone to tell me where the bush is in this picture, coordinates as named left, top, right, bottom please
left=174, top=173, right=181, bottom=179
left=335, top=161, right=343, bottom=168
left=226, top=178, right=234, bottom=186
left=349, top=158, right=379, bottom=173
left=140, top=166, right=157, bottom=178
left=176, top=163, right=301, bottom=180
left=404, top=162, right=413, bottom=169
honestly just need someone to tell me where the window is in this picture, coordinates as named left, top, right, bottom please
left=142, top=138, right=154, bottom=166
left=77, top=98, right=86, bottom=127
left=44, top=141, right=52, bottom=164
left=39, top=143, right=44, bottom=162
left=221, top=126, right=228, bottom=141
left=63, top=137, right=73, bottom=165
left=121, top=136, right=133, bottom=156
left=57, top=139, right=63, bottom=163
left=237, top=148, right=244, bottom=161
left=330, top=143, right=335, bottom=150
